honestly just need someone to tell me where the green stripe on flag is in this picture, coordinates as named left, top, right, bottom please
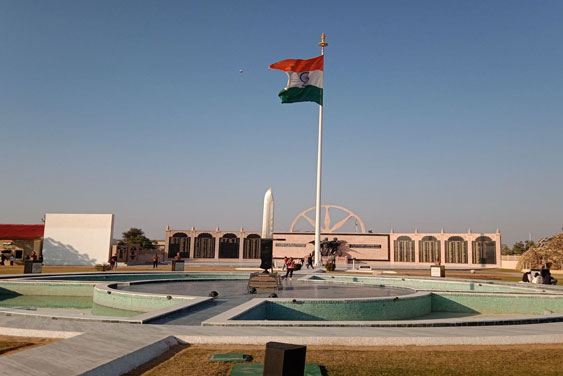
left=279, top=86, right=323, bottom=105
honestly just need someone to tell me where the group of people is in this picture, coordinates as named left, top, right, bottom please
left=281, top=253, right=316, bottom=280
left=0, top=251, right=42, bottom=266
left=25, top=251, right=41, bottom=262
left=0, top=253, right=15, bottom=266
left=522, top=268, right=558, bottom=285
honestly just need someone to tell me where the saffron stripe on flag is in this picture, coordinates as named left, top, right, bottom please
left=269, top=55, right=323, bottom=72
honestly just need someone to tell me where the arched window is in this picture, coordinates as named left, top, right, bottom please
left=394, top=236, right=415, bottom=262
left=419, top=236, right=440, bottom=263
left=219, top=233, right=240, bottom=258
left=243, top=234, right=261, bottom=259
left=472, top=236, right=496, bottom=264
left=168, top=232, right=190, bottom=258
left=194, top=233, right=215, bottom=258
left=445, top=236, right=468, bottom=264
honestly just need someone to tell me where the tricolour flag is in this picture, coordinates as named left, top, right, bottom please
left=269, top=55, right=323, bottom=105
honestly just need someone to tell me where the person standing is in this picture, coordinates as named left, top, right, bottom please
left=152, top=254, right=159, bottom=269
left=285, top=257, right=295, bottom=280
left=307, top=253, right=313, bottom=269
left=282, top=256, right=288, bottom=271
left=9, top=254, right=14, bottom=266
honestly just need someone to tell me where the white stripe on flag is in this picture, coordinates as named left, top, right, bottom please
left=285, top=70, right=323, bottom=89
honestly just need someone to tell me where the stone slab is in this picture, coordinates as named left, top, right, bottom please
left=209, top=353, right=250, bottom=362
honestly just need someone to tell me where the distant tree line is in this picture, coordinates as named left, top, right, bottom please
left=502, top=240, right=536, bottom=255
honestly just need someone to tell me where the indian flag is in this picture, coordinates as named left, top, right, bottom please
left=269, top=55, right=323, bottom=105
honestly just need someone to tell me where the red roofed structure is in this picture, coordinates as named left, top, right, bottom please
left=0, top=224, right=45, bottom=240
left=0, top=224, right=45, bottom=261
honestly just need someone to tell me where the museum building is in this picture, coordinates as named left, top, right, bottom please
left=164, top=206, right=502, bottom=268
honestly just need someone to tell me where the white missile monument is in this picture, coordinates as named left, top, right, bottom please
left=247, top=188, right=282, bottom=292
left=261, top=187, right=274, bottom=239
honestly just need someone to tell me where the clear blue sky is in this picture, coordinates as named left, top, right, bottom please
left=1, top=1, right=562, bottom=245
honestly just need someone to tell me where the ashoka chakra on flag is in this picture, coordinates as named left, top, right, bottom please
left=269, top=55, right=323, bottom=105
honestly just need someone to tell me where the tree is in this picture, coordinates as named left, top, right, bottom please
left=502, top=240, right=537, bottom=255
left=121, top=228, right=155, bottom=250
left=512, top=241, right=527, bottom=255
left=524, top=240, right=536, bottom=250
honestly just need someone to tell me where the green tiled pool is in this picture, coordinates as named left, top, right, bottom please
left=0, top=272, right=236, bottom=321
left=202, top=274, right=563, bottom=326
left=2, top=272, right=563, bottom=326
left=0, top=295, right=143, bottom=317
left=229, top=292, right=563, bottom=322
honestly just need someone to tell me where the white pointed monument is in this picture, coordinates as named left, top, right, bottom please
left=249, top=187, right=281, bottom=291
left=262, top=188, right=274, bottom=239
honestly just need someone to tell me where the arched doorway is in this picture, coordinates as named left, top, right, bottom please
left=168, top=232, right=190, bottom=259
left=445, top=236, right=468, bottom=264
left=194, top=233, right=215, bottom=258
left=219, top=233, right=240, bottom=259
left=472, top=236, right=496, bottom=264
left=243, top=234, right=261, bottom=259
left=394, top=236, right=415, bottom=262
left=419, top=236, right=440, bottom=263
left=129, top=246, right=137, bottom=261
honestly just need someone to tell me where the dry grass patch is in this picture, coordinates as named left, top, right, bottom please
left=0, top=264, right=522, bottom=282
left=135, top=343, right=563, bottom=376
left=341, top=268, right=522, bottom=282
left=0, top=265, right=242, bottom=275
left=0, top=336, right=59, bottom=356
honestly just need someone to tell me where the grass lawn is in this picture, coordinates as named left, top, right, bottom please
left=129, top=344, right=563, bottom=376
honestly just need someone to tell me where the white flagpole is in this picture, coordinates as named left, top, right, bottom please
left=314, top=33, right=327, bottom=267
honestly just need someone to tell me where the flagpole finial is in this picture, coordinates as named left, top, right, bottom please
left=318, top=33, right=328, bottom=48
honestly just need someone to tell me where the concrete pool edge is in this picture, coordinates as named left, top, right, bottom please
left=0, top=295, right=214, bottom=324
left=0, top=279, right=215, bottom=324
left=202, top=299, right=563, bottom=328
left=202, top=292, right=432, bottom=326
left=0, top=272, right=248, bottom=324
left=95, top=282, right=215, bottom=323
left=201, top=287, right=563, bottom=327
left=303, top=274, right=563, bottom=294
left=2, top=272, right=563, bottom=326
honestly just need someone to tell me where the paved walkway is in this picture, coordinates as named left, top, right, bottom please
left=1, top=313, right=563, bottom=375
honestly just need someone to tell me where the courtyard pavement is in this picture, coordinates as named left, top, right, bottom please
left=0, top=267, right=560, bottom=375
